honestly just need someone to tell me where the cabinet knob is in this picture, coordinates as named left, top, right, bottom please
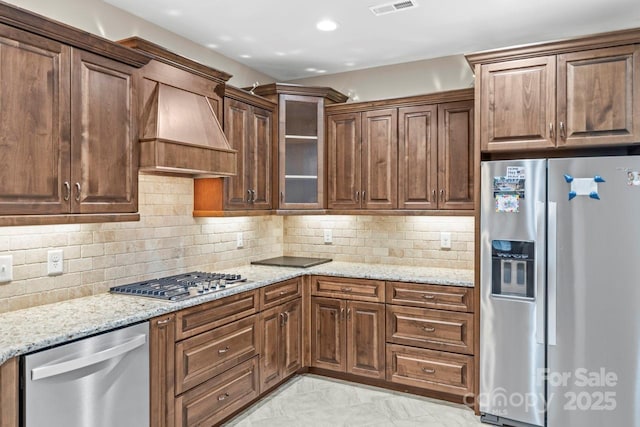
left=218, top=346, right=230, bottom=354
left=422, top=368, right=436, bottom=374
left=74, top=182, right=81, bottom=202
left=217, top=392, right=230, bottom=401
left=63, top=181, right=71, bottom=201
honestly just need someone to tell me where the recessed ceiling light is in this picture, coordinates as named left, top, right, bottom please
left=316, top=70, right=327, bottom=73
left=345, top=62, right=355, bottom=66
left=219, top=35, right=232, bottom=42
left=165, top=9, right=182, bottom=16
left=240, top=54, right=251, bottom=58
left=316, top=19, right=338, bottom=32
left=275, top=52, right=286, bottom=56
left=305, top=67, right=317, bottom=72
left=206, top=43, right=218, bottom=49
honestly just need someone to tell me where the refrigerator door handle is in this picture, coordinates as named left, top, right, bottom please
left=548, top=201, right=558, bottom=346
left=535, top=201, right=546, bottom=345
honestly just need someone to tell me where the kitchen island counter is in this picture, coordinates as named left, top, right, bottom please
left=0, top=262, right=472, bottom=364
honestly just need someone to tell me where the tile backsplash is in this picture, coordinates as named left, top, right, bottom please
left=283, top=215, right=474, bottom=269
left=0, top=175, right=474, bottom=313
left=0, top=175, right=283, bottom=313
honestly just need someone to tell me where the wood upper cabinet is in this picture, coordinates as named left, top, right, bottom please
left=311, top=296, right=385, bottom=379
left=472, top=38, right=640, bottom=152
left=327, top=109, right=397, bottom=209
left=0, top=21, right=142, bottom=219
left=0, top=24, right=70, bottom=215
left=558, top=45, right=640, bottom=147
left=437, top=101, right=474, bottom=209
left=479, top=56, right=556, bottom=151
left=223, top=90, right=274, bottom=211
left=71, top=49, right=137, bottom=213
left=260, top=298, right=302, bottom=392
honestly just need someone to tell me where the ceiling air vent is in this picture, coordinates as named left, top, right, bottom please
left=370, top=0, right=418, bottom=16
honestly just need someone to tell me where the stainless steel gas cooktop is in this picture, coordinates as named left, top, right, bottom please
left=110, top=271, right=248, bottom=302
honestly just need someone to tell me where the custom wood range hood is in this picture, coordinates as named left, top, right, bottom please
left=119, top=37, right=237, bottom=176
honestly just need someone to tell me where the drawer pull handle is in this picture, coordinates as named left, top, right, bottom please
left=218, top=346, right=230, bottom=354
left=280, top=312, right=286, bottom=326
left=341, top=287, right=353, bottom=292
left=217, top=392, right=230, bottom=401
left=422, top=368, right=436, bottom=374
left=423, top=294, right=436, bottom=300
left=423, top=327, right=436, bottom=332
left=156, top=318, right=172, bottom=325
left=279, top=291, right=287, bottom=295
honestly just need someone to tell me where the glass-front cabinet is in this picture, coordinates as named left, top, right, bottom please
left=281, top=95, right=323, bottom=208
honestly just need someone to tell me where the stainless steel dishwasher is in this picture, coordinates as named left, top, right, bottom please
left=23, top=321, right=149, bottom=427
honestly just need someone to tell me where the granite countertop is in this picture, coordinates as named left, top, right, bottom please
left=0, top=262, right=473, bottom=365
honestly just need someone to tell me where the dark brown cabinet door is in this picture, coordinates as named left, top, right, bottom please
left=71, top=49, right=137, bottom=213
left=150, top=314, right=176, bottom=427
left=362, top=109, right=398, bottom=209
left=558, top=45, right=640, bottom=147
left=438, top=100, right=474, bottom=210
left=224, top=99, right=272, bottom=210
left=282, top=298, right=302, bottom=376
left=398, top=105, right=438, bottom=209
left=0, top=25, right=71, bottom=215
left=327, top=113, right=362, bottom=209
left=311, top=297, right=346, bottom=372
left=259, top=304, right=282, bottom=392
left=480, top=56, right=556, bottom=151
left=249, top=105, right=272, bottom=209
left=346, top=301, right=385, bottom=379
left=224, top=98, right=251, bottom=209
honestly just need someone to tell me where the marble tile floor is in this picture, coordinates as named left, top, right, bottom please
left=223, top=374, right=485, bottom=427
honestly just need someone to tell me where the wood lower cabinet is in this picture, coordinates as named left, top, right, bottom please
left=175, top=315, right=258, bottom=394
left=0, top=357, right=19, bottom=427
left=386, top=344, right=474, bottom=397
left=311, top=297, right=385, bottom=379
left=260, top=298, right=302, bottom=392
left=150, top=314, right=176, bottom=427
left=311, top=275, right=385, bottom=302
left=386, top=281, right=474, bottom=312
left=175, top=356, right=259, bottom=427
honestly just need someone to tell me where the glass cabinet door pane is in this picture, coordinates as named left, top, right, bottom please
left=285, top=101, right=318, bottom=136
left=285, top=177, right=318, bottom=203
left=285, top=139, right=318, bottom=176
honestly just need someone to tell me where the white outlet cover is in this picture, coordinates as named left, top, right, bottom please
left=323, top=229, right=333, bottom=244
left=47, top=249, right=64, bottom=276
left=0, top=255, right=13, bottom=283
left=236, top=232, right=244, bottom=248
left=440, top=232, right=452, bottom=249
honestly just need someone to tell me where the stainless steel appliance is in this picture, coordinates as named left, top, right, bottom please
left=110, top=271, right=247, bottom=301
left=480, top=156, right=640, bottom=427
left=24, top=321, right=149, bottom=427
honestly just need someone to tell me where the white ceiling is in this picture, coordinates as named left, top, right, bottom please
left=103, top=0, right=640, bottom=81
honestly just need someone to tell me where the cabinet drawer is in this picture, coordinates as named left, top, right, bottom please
left=175, top=356, right=259, bottom=427
left=386, top=305, right=474, bottom=355
left=260, top=277, right=302, bottom=310
left=312, top=276, right=385, bottom=302
left=176, top=290, right=258, bottom=340
left=386, top=282, right=473, bottom=312
left=386, top=344, right=474, bottom=397
left=176, top=315, right=258, bottom=394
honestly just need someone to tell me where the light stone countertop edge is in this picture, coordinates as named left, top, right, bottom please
left=0, top=262, right=473, bottom=365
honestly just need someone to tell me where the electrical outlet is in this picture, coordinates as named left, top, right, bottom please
left=0, top=255, right=13, bottom=283
left=47, top=249, right=64, bottom=276
left=440, top=232, right=452, bottom=249
left=236, top=232, right=244, bottom=248
left=323, top=229, right=333, bottom=244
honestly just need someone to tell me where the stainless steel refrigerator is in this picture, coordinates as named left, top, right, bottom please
left=480, top=156, right=640, bottom=427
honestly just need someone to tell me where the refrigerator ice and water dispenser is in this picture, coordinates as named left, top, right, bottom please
left=491, top=240, right=535, bottom=299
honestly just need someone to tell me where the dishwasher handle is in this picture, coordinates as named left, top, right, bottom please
left=31, top=334, right=147, bottom=381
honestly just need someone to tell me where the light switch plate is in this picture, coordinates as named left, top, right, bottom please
left=440, top=232, right=452, bottom=249
left=0, top=255, right=13, bottom=282
left=47, top=249, right=64, bottom=276
left=323, top=229, right=333, bottom=244
left=236, top=232, right=244, bottom=248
